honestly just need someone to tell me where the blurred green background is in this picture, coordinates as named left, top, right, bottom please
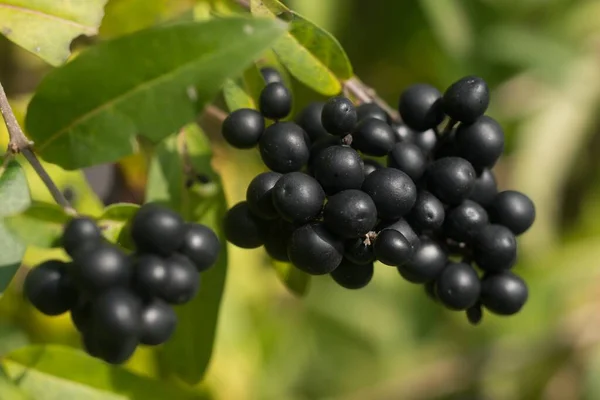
left=3, top=0, right=600, bottom=399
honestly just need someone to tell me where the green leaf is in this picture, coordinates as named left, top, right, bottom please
left=250, top=0, right=352, bottom=95
left=4, top=201, right=68, bottom=248
left=26, top=17, right=287, bottom=170
left=222, top=64, right=265, bottom=111
left=0, top=160, right=30, bottom=295
left=2, top=345, right=203, bottom=400
left=0, top=0, right=108, bottom=66
left=273, top=261, right=310, bottom=296
left=147, top=124, right=228, bottom=384
left=97, top=203, right=140, bottom=250
left=0, top=367, right=29, bottom=400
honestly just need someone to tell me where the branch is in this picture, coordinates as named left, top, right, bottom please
left=343, top=76, right=400, bottom=122
left=0, top=81, right=76, bottom=215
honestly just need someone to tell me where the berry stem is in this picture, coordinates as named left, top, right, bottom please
left=343, top=77, right=400, bottom=122
left=0, top=81, right=76, bottom=215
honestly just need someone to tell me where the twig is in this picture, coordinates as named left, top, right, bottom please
left=343, top=76, right=400, bottom=122
left=0, top=81, right=76, bottom=215
left=204, top=105, right=228, bottom=124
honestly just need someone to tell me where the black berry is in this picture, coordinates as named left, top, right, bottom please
left=24, top=260, right=78, bottom=316
left=178, top=223, right=220, bottom=271
left=246, top=171, right=282, bottom=219
left=272, top=172, right=325, bottom=224
left=133, top=254, right=170, bottom=298
left=312, top=145, right=364, bottom=195
left=259, top=122, right=309, bottom=173
left=443, top=76, right=490, bottom=123
left=264, top=220, right=295, bottom=262
left=260, top=66, right=283, bottom=84
left=296, top=102, right=329, bottom=142
left=362, top=168, right=417, bottom=220
left=62, top=217, right=102, bottom=257
left=92, top=288, right=141, bottom=339
left=397, top=238, right=446, bottom=283
left=222, top=108, right=265, bottom=149
left=87, top=332, right=138, bottom=365
left=374, top=229, right=413, bottom=266
left=376, top=218, right=420, bottom=249
left=407, top=191, right=445, bottom=232
left=287, top=223, right=344, bottom=275
left=466, top=303, right=483, bottom=325
left=455, top=116, right=504, bottom=169
left=473, top=224, right=517, bottom=272
left=162, top=254, right=200, bottom=305
left=321, top=96, right=357, bottom=135
left=414, top=129, right=437, bottom=154
left=344, top=238, right=375, bottom=265
left=387, top=142, right=427, bottom=181
left=352, top=118, right=396, bottom=156
left=139, top=298, right=177, bottom=345
left=331, top=259, right=374, bottom=289
left=259, top=82, right=292, bottom=120
left=426, top=157, right=476, bottom=205
left=363, top=159, right=382, bottom=177
left=70, top=243, right=131, bottom=295
left=323, top=189, right=378, bottom=238
left=480, top=271, right=528, bottom=315
left=71, top=299, right=92, bottom=333
left=444, top=200, right=489, bottom=242
left=357, top=103, right=388, bottom=122
left=489, top=190, right=535, bottom=235
left=131, top=203, right=185, bottom=256
left=469, top=168, right=497, bottom=206
left=391, top=122, right=416, bottom=143
left=398, top=84, right=445, bottom=131
left=435, top=262, right=480, bottom=310
left=224, top=202, right=268, bottom=249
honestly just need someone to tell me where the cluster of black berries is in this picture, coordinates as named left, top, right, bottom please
left=23, top=203, right=220, bottom=363
left=221, top=70, right=535, bottom=325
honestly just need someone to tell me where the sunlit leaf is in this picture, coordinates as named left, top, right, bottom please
left=4, top=201, right=68, bottom=248
left=97, top=203, right=139, bottom=250
left=273, top=261, right=310, bottom=296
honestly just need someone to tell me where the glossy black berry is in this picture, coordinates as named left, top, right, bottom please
left=224, top=202, right=269, bottom=249
left=398, top=84, right=445, bottom=131
left=331, top=259, right=374, bottom=289
left=414, top=129, right=437, bottom=154
left=426, top=157, right=476, bottom=205
left=296, top=102, right=329, bottom=142
left=178, top=223, right=220, bottom=271
left=162, top=254, right=200, bottom=305
left=139, top=298, right=177, bottom=345
left=473, top=224, right=517, bottom=272
left=391, top=122, right=416, bottom=143
left=246, top=172, right=282, bottom=219
left=272, top=172, right=325, bottom=224
left=24, top=260, right=78, bottom=316
left=363, top=159, right=382, bottom=177
left=287, top=223, right=344, bottom=275
left=88, top=332, right=138, bottom=365
left=133, top=254, right=169, bottom=298
left=443, top=76, right=489, bottom=123
left=351, top=118, right=396, bottom=156
left=259, top=122, right=310, bottom=173
left=222, top=108, right=265, bottom=149
left=264, top=220, right=295, bottom=262
left=321, top=96, right=357, bottom=135
left=362, top=168, right=417, bottom=220
left=259, top=82, right=292, bottom=120
left=62, top=217, right=102, bottom=257
left=357, top=103, right=388, bottom=122
left=407, top=191, right=445, bottom=232
left=71, top=300, right=92, bottom=332
left=466, top=303, right=483, bottom=325
left=480, top=271, right=528, bottom=315
left=344, top=237, right=375, bottom=265
left=435, top=262, right=480, bottom=310
left=456, top=116, right=504, bottom=169
left=489, top=190, right=536, bottom=235
left=444, top=200, right=489, bottom=242
left=131, top=203, right=185, bottom=256
left=92, top=288, right=141, bottom=339
left=376, top=218, right=420, bottom=249
left=70, top=243, right=131, bottom=295
left=312, top=145, right=364, bottom=195
left=260, top=66, right=283, bottom=84
left=323, top=189, right=378, bottom=238
left=374, top=229, right=413, bottom=266
left=397, top=238, right=446, bottom=283
left=387, top=142, right=427, bottom=181
left=469, top=168, right=498, bottom=206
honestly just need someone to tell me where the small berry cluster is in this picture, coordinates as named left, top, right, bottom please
left=222, top=71, right=535, bottom=325
left=23, top=203, right=220, bottom=363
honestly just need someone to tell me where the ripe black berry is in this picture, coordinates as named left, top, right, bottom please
left=89, top=333, right=138, bottom=365
left=351, top=118, right=396, bottom=156
left=344, top=237, right=375, bottom=265
left=362, top=168, right=417, bottom=220
left=356, top=103, right=388, bottom=122
left=387, top=142, right=427, bottom=181
left=133, top=254, right=169, bottom=298
left=414, top=129, right=437, bottom=154
left=398, top=84, right=445, bottom=131
left=312, top=145, right=364, bottom=195
left=131, top=203, right=185, bottom=256
left=426, top=157, right=476, bottom=205
left=407, top=191, right=445, bottom=232
left=62, top=217, right=102, bottom=257
left=323, top=189, right=378, bottom=238
left=92, top=288, right=141, bottom=339
left=469, top=168, right=497, bottom=206
left=259, top=82, right=292, bottom=120
left=374, top=229, right=413, bottom=266
left=264, top=220, right=295, bottom=262
left=287, top=223, right=344, bottom=275
left=473, top=224, right=517, bottom=272
left=444, top=200, right=489, bottom=242
left=24, top=260, right=78, bottom=316
left=363, top=159, right=382, bottom=177
left=222, top=108, right=265, bottom=149
left=178, top=223, right=220, bottom=271
left=391, top=122, right=416, bottom=143
left=376, top=218, right=420, bottom=249
left=455, top=116, right=504, bottom=169
left=139, top=298, right=177, bottom=345
left=480, top=271, right=528, bottom=315
left=443, top=76, right=490, bottom=123
left=489, top=190, right=536, bottom=235
left=397, top=238, right=446, bottom=283
left=260, top=67, right=283, bottom=84
left=162, top=254, right=200, bottom=305
left=435, top=262, right=480, bottom=310
left=224, top=202, right=269, bottom=249
left=331, top=259, right=374, bottom=289
left=71, top=243, right=131, bottom=295
left=321, top=96, right=357, bottom=135
left=272, top=172, right=325, bottom=224
left=246, top=172, right=282, bottom=219
left=296, top=102, right=329, bottom=142
left=259, top=122, right=310, bottom=173
left=466, top=303, right=483, bottom=325
left=71, top=300, right=92, bottom=332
